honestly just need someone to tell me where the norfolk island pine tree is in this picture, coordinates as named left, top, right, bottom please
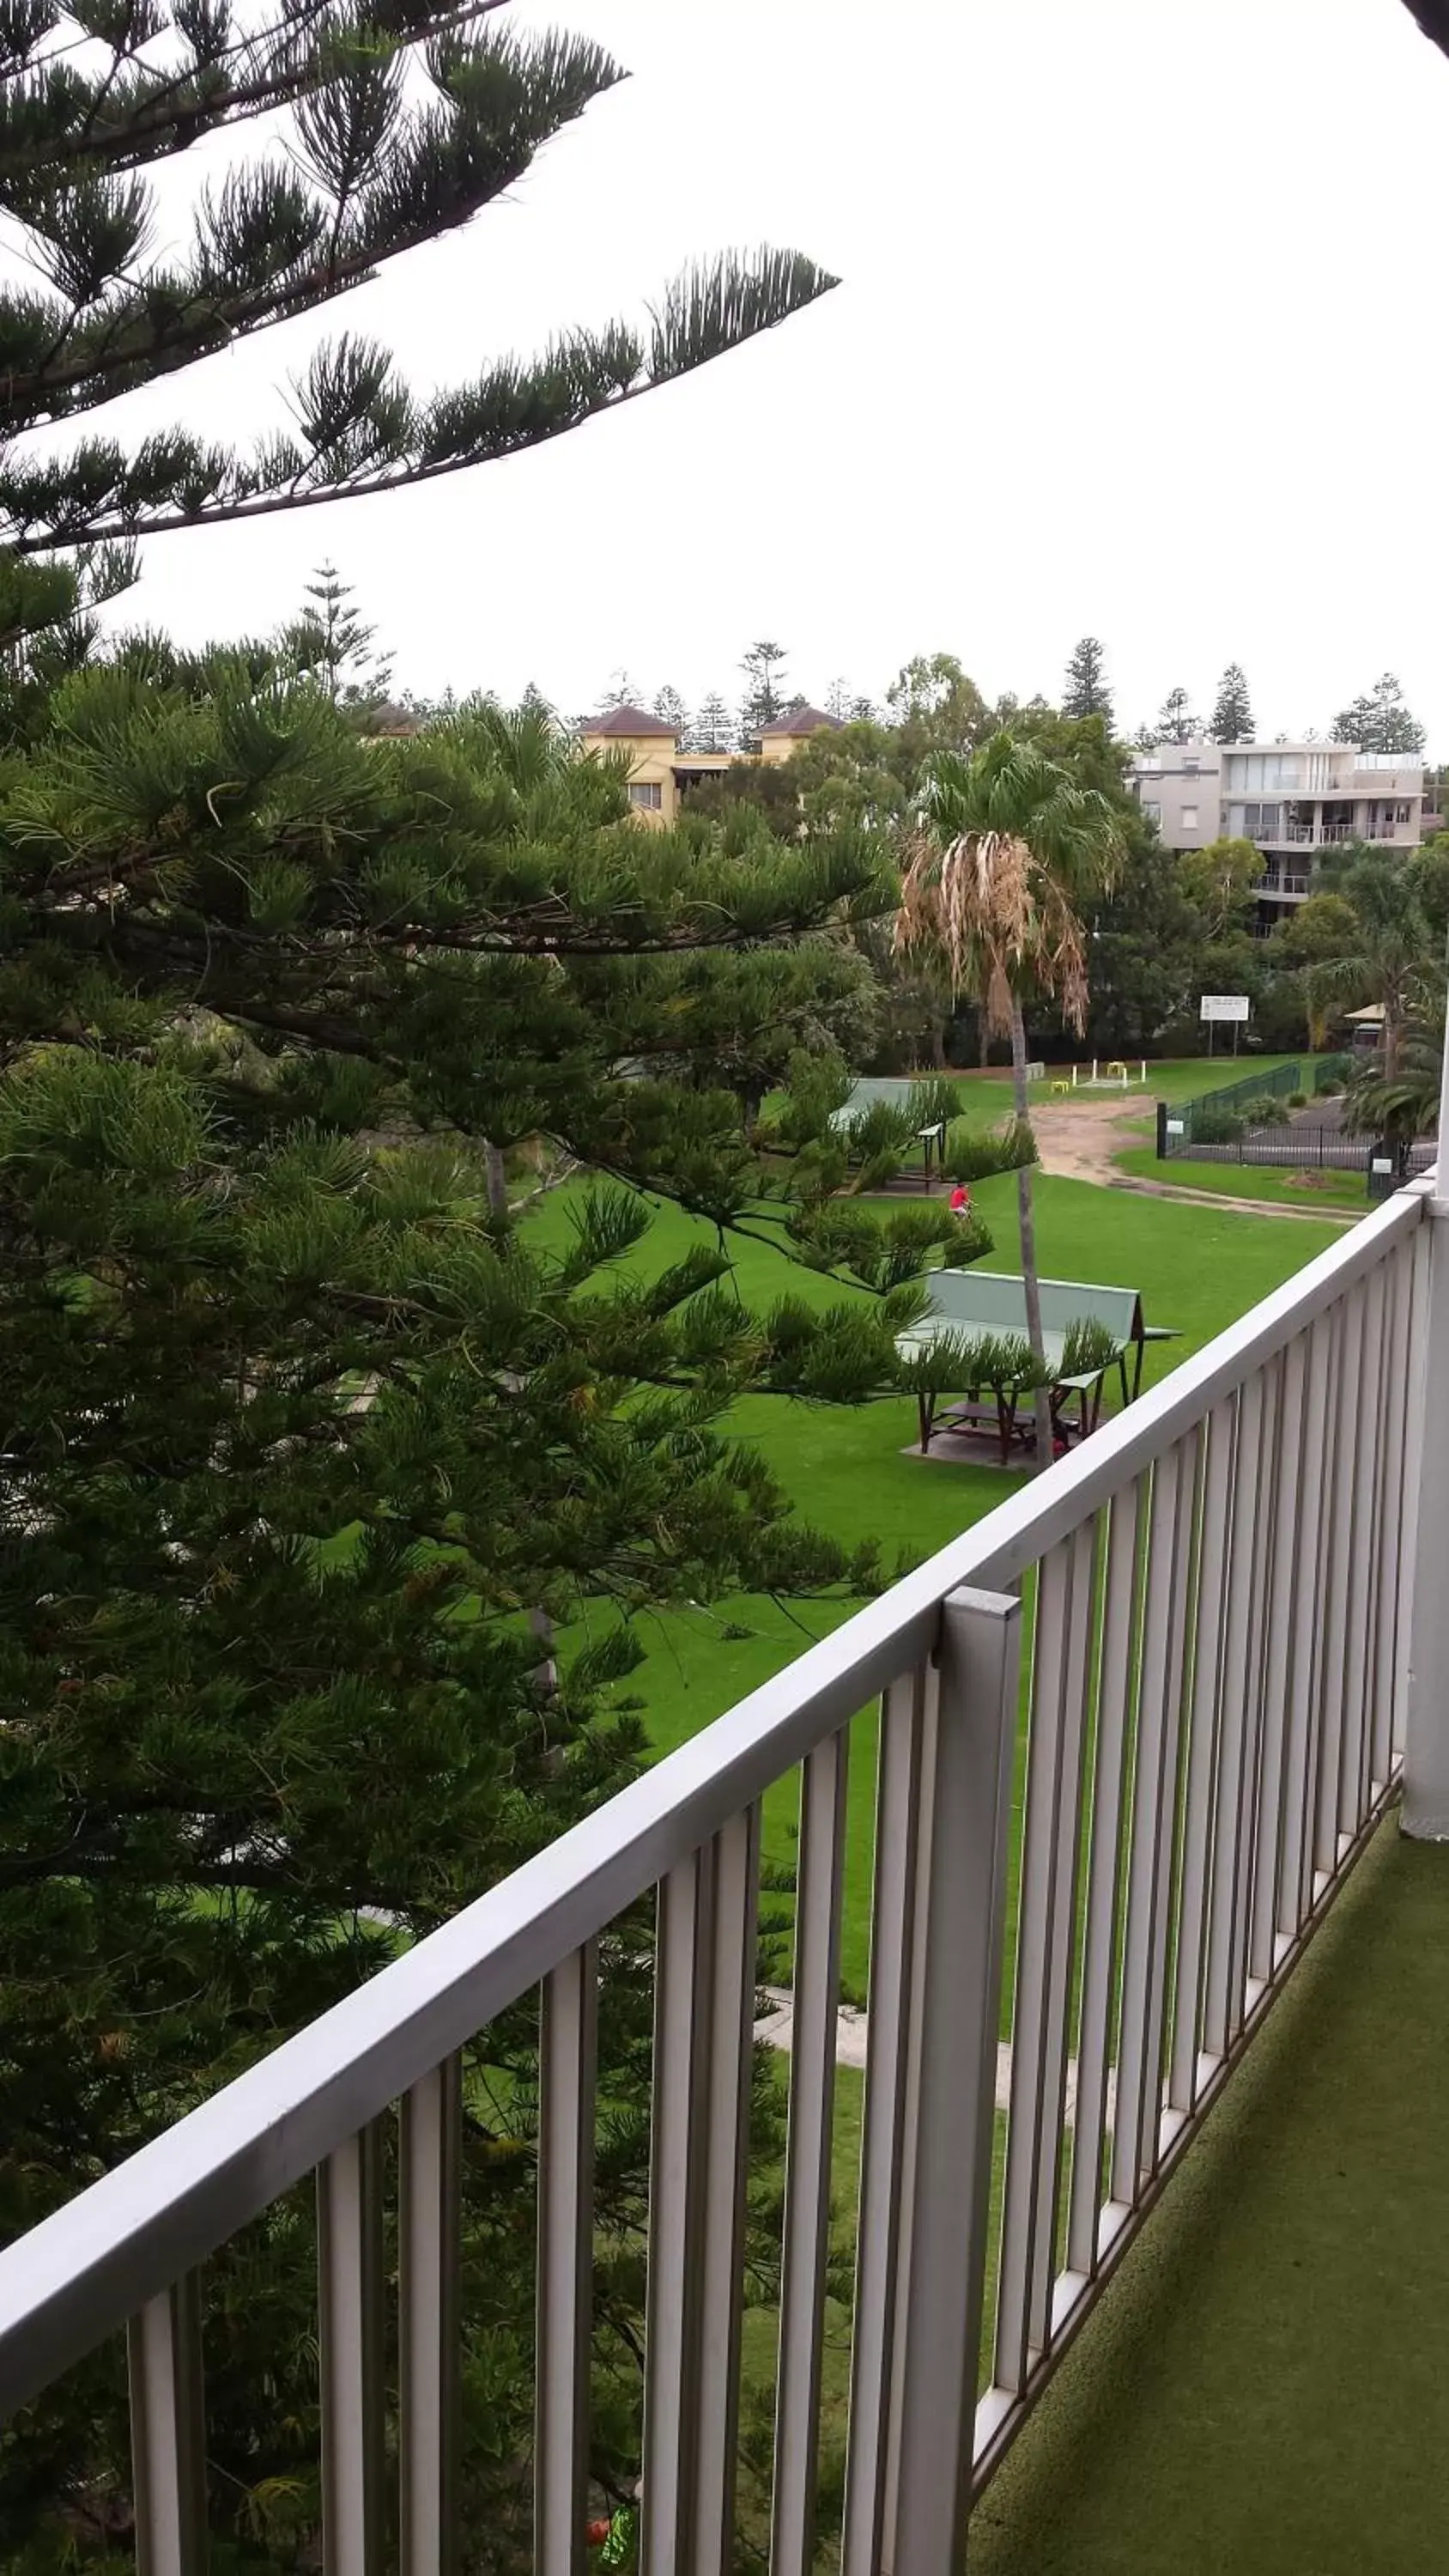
left=0, top=10, right=1034, bottom=2564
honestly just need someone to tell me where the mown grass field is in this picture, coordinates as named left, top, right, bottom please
left=943, top=1054, right=1304, bottom=1110
left=525, top=1167, right=1344, bottom=2000
left=1113, top=1145, right=1366, bottom=1212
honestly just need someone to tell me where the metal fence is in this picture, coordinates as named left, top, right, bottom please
left=1162, top=1061, right=1303, bottom=1149
left=1170, top=1119, right=1369, bottom=1173
left=0, top=1184, right=1432, bottom=2576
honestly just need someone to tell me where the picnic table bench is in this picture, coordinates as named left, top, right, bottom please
left=895, top=1268, right=1178, bottom=1461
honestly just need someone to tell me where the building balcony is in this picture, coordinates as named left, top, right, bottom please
left=1279, top=822, right=1355, bottom=848
left=1254, top=871, right=1313, bottom=896
left=1, top=1181, right=1447, bottom=2573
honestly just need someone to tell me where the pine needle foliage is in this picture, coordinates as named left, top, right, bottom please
left=0, top=0, right=836, bottom=667
left=0, top=669, right=1036, bottom=2568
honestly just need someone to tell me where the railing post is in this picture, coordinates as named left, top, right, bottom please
left=886, top=1585, right=1020, bottom=2576
left=1404, top=1110, right=1449, bottom=1834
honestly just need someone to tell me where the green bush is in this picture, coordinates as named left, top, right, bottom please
left=1189, top=1105, right=1244, bottom=1145
left=943, top=1114, right=1037, bottom=1183
left=1313, top=1053, right=1352, bottom=1094
left=1286, top=1090, right=1308, bottom=1109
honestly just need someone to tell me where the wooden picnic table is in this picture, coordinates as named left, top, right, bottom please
left=896, top=1269, right=1179, bottom=1459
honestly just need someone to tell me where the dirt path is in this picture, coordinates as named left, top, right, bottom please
left=1029, top=1095, right=1356, bottom=1225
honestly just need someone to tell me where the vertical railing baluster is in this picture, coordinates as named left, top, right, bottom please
left=842, top=1667, right=926, bottom=2576
left=1279, top=1313, right=1333, bottom=1936
left=1202, top=1371, right=1267, bottom=2060
left=1138, top=1431, right=1198, bottom=2164
left=1339, top=1266, right=1386, bottom=1835
left=318, top=2125, right=385, bottom=2576
left=1228, top=1356, right=1279, bottom=2026
left=1373, top=1240, right=1413, bottom=1785
left=1251, top=1340, right=1307, bottom=1984
left=1112, top=1437, right=1194, bottom=2202
left=880, top=1656, right=941, bottom=2565
left=642, top=1813, right=760, bottom=2576
left=401, top=2055, right=462, bottom=2576
left=889, top=1588, right=1021, bottom=2576
left=128, top=2273, right=208, bottom=2576
left=771, top=1733, right=848, bottom=2576
left=1069, top=1480, right=1141, bottom=2274
left=641, top=1855, right=705, bottom=2576
left=692, top=1809, right=761, bottom=2576
left=1397, top=1217, right=1433, bottom=1769
left=995, top=1525, right=1095, bottom=2391
left=1169, top=1400, right=1236, bottom=2108
left=1359, top=1260, right=1395, bottom=1809
left=1314, top=1292, right=1361, bottom=1877
left=536, top=1953, right=598, bottom=2576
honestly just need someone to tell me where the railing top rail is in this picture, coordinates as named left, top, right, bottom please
left=0, top=1178, right=1428, bottom=2415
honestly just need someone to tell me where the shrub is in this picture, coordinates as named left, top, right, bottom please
left=1190, top=1105, right=1244, bottom=1145
left=1313, top=1053, right=1352, bottom=1094
left=1286, top=1090, right=1308, bottom=1109
left=943, top=1115, right=1037, bottom=1182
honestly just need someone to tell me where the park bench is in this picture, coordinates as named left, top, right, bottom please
left=895, top=1267, right=1178, bottom=1460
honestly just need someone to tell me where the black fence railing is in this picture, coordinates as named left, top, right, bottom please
left=1164, top=1119, right=1367, bottom=1172
left=1159, top=1061, right=1302, bottom=1150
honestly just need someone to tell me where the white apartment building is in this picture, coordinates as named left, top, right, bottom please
left=1129, top=738, right=1428, bottom=921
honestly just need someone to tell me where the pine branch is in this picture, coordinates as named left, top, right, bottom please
left=0, top=22, right=625, bottom=428
left=0, top=0, right=515, bottom=181
left=2, top=253, right=838, bottom=550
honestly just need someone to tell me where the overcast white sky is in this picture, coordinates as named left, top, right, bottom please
left=88, top=0, right=1449, bottom=744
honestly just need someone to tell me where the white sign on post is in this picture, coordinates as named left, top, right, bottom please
left=1199, top=995, right=1251, bottom=1024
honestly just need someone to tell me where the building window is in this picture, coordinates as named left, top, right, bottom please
left=1238, top=801, right=1281, bottom=839
left=627, top=781, right=663, bottom=810
left=1142, top=799, right=1162, bottom=826
left=1181, top=803, right=1199, bottom=829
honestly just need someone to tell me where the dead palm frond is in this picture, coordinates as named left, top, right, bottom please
left=894, top=733, right=1122, bottom=1036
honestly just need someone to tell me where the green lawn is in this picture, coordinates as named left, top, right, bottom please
left=943, top=1054, right=1304, bottom=1111
left=528, top=1172, right=1344, bottom=2000
left=1113, top=1146, right=1366, bottom=1213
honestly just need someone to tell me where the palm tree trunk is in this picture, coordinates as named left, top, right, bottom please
left=1009, top=1001, right=1054, bottom=1476
left=1383, top=990, right=1402, bottom=1083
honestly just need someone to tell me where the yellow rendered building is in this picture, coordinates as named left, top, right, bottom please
left=578, top=702, right=843, bottom=825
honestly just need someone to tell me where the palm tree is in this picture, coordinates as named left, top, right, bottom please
left=1305, top=852, right=1437, bottom=1079
left=896, top=732, right=1124, bottom=1472
left=1342, top=1016, right=1443, bottom=1173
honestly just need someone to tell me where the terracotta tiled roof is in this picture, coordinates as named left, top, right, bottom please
left=756, top=704, right=843, bottom=738
left=582, top=704, right=678, bottom=738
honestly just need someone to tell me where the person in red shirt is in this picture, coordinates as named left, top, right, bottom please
left=949, top=1181, right=972, bottom=1223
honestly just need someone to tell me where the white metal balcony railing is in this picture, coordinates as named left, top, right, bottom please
left=0, top=1179, right=1438, bottom=2576
left=1254, top=872, right=1313, bottom=896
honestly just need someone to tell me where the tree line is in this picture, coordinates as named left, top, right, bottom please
left=1061, top=640, right=1427, bottom=756
left=573, top=641, right=1428, bottom=762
